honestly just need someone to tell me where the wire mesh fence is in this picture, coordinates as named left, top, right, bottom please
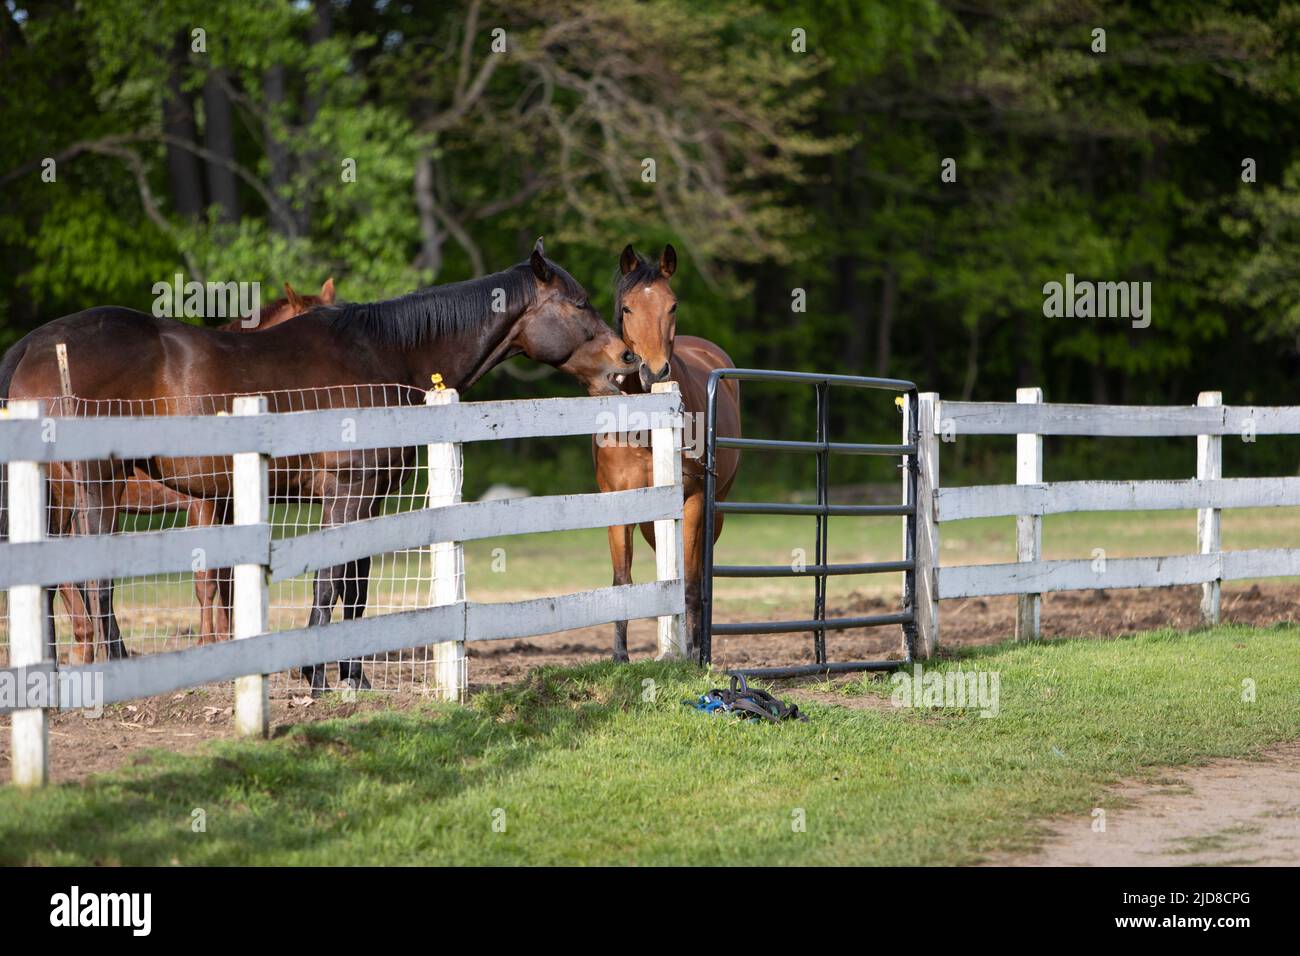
left=0, top=384, right=463, bottom=694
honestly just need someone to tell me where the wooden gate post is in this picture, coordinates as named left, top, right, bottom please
left=650, top=382, right=687, bottom=659
left=427, top=387, right=466, bottom=701
left=1016, top=387, right=1044, bottom=641
left=8, top=400, right=50, bottom=787
left=232, top=396, right=270, bottom=737
left=1197, top=391, right=1223, bottom=626
left=912, top=392, right=940, bottom=658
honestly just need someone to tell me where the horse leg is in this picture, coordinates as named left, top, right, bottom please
left=55, top=491, right=92, bottom=663
left=59, top=583, right=96, bottom=665
left=607, top=524, right=634, bottom=662
left=47, top=473, right=91, bottom=663
left=45, top=585, right=61, bottom=663
left=337, top=556, right=372, bottom=689
left=215, top=566, right=233, bottom=641
left=680, top=491, right=709, bottom=661
left=210, top=497, right=233, bottom=642
left=80, top=468, right=128, bottom=660
left=187, top=498, right=221, bottom=644
left=302, top=493, right=357, bottom=696
left=302, top=564, right=343, bottom=696
left=195, top=568, right=218, bottom=643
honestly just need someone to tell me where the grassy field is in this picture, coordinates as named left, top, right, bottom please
left=460, top=505, right=1300, bottom=616
left=7, top=505, right=1297, bottom=656
left=1, top=623, right=1297, bottom=865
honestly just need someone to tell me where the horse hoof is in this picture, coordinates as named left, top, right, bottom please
left=612, top=652, right=630, bottom=663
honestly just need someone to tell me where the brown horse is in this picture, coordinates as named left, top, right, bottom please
left=52, top=279, right=337, bottom=663
left=593, top=244, right=741, bottom=660
left=1, top=241, right=640, bottom=693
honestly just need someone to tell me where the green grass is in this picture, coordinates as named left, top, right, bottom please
left=3, top=623, right=1297, bottom=865
left=101, top=504, right=1300, bottom=619
left=459, top=506, right=1300, bottom=615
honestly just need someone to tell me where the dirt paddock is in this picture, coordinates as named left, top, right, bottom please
left=4, top=582, right=1300, bottom=809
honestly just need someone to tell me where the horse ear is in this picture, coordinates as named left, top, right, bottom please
left=283, top=282, right=301, bottom=307
left=659, top=244, right=677, bottom=279
left=321, top=277, right=335, bottom=303
left=530, top=237, right=553, bottom=282
left=620, top=244, right=638, bottom=276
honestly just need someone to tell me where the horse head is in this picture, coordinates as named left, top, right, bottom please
left=615, top=243, right=677, bottom=391
left=487, top=238, right=641, bottom=396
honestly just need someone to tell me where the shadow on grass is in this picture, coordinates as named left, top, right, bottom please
left=0, top=660, right=702, bottom=865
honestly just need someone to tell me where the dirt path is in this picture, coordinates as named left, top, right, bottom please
left=988, top=740, right=1300, bottom=866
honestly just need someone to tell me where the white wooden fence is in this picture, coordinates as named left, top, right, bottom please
left=912, top=389, right=1300, bottom=654
left=1, top=384, right=687, bottom=787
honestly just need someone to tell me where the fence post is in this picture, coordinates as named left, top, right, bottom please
left=1197, top=391, right=1223, bottom=626
left=427, top=387, right=466, bottom=701
left=232, top=396, right=270, bottom=737
left=7, top=400, right=50, bottom=787
left=1016, top=387, right=1044, bottom=641
left=651, top=382, right=687, bottom=659
left=913, top=392, right=940, bottom=658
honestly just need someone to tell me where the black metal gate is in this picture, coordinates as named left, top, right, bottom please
left=700, top=368, right=920, bottom=678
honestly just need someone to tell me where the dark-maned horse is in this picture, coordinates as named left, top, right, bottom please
left=593, top=244, right=741, bottom=660
left=1, top=241, right=638, bottom=693
left=51, top=278, right=337, bottom=663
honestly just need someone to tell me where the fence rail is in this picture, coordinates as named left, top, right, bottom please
left=919, top=388, right=1300, bottom=647
left=936, top=476, right=1300, bottom=521
left=2, top=385, right=687, bottom=788
left=941, top=401, right=1300, bottom=436
left=939, top=548, right=1300, bottom=599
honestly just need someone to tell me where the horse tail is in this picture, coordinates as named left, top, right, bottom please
left=0, top=332, right=33, bottom=543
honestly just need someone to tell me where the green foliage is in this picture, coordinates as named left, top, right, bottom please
left=2, top=0, right=1299, bottom=481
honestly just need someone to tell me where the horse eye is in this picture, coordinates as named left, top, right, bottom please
left=669, top=303, right=677, bottom=313
left=621, top=306, right=631, bottom=314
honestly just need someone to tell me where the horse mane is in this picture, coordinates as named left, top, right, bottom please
left=259, top=294, right=293, bottom=317
left=314, top=260, right=584, bottom=351
left=614, top=252, right=662, bottom=335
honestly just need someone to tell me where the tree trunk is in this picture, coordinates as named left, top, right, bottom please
left=961, top=317, right=980, bottom=401
left=838, top=255, right=869, bottom=374
left=0, top=1, right=24, bottom=57
left=874, top=264, right=896, bottom=377
left=293, top=0, right=334, bottom=235
left=1090, top=362, right=1109, bottom=404
left=303, top=0, right=332, bottom=121
left=1015, top=309, right=1033, bottom=387
left=202, top=69, right=240, bottom=223
left=413, top=150, right=443, bottom=276
left=263, top=64, right=296, bottom=236
left=923, top=307, right=939, bottom=389
left=163, top=34, right=204, bottom=219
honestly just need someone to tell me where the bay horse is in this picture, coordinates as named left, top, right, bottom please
left=1, top=241, right=639, bottom=693
left=593, top=244, right=741, bottom=661
left=51, top=279, right=336, bottom=663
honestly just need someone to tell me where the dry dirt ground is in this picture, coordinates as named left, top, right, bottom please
left=4, top=581, right=1300, bottom=867
left=982, top=740, right=1300, bottom=866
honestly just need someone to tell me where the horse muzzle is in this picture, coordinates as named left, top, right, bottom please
left=638, top=361, right=672, bottom=391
